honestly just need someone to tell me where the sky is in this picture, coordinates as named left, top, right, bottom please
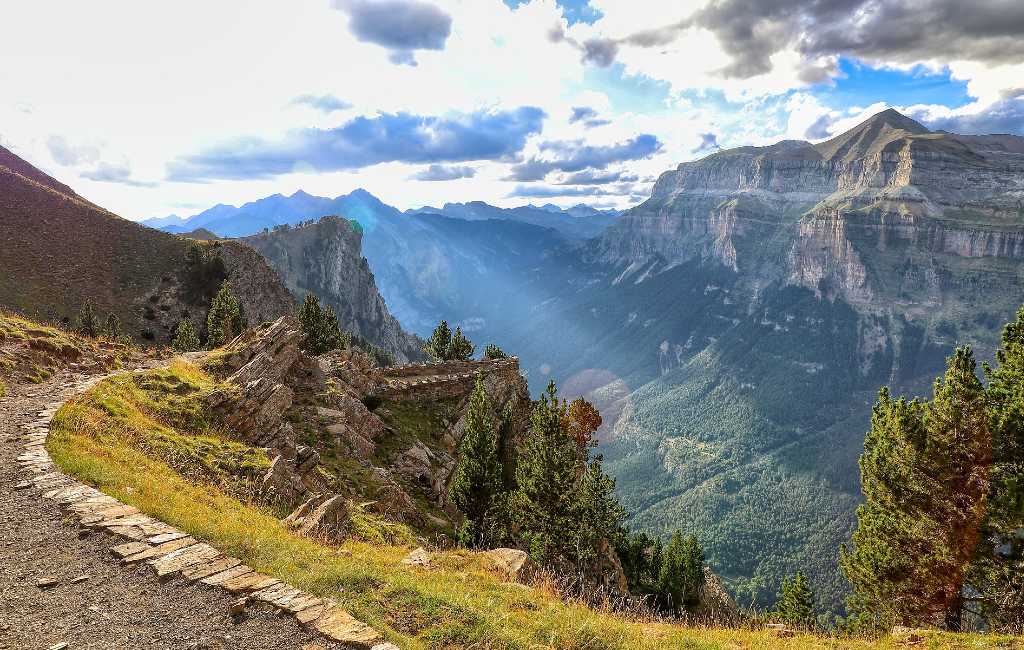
left=2, top=0, right=1023, bottom=220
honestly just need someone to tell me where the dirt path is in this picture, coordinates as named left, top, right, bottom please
left=0, top=369, right=341, bottom=650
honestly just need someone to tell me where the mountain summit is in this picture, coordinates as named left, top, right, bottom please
left=814, top=108, right=931, bottom=162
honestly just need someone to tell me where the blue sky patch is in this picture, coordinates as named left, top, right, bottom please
left=821, top=58, right=971, bottom=111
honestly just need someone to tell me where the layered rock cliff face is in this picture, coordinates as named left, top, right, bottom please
left=204, top=316, right=532, bottom=534
left=502, top=110, right=1024, bottom=611
left=597, top=109, right=1024, bottom=372
left=241, top=217, right=423, bottom=363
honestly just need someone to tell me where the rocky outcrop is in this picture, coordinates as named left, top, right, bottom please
left=485, top=548, right=538, bottom=584
left=241, top=217, right=423, bottom=363
left=205, top=318, right=323, bottom=502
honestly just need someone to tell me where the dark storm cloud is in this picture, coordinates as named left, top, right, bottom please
left=332, top=0, right=452, bottom=66
left=506, top=134, right=661, bottom=181
left=291, top=94, right=353, bottom=113
left=559, top=1, right=1024, bottom=81
left=167, top=107, right=545, bottom=182
left=580, top=38, right=618, bottom=67
left=412, top=164, right=477, bottom=181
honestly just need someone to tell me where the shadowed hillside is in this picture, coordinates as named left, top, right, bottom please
left=0, top=146, right=294, bottom=343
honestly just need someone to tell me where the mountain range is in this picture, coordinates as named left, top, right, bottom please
left=90, top=109, right=1024, bottom=611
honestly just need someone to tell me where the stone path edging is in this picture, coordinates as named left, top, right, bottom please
left=15, top=371, right=398, bottom=650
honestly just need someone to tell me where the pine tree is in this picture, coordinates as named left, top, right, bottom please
left=75, top=299, right=100, bottom=337
left=321, top=305, right=344, bottom=351
left=650, top=537, right=664, bottom=589
left=573, top=454, right=625, bottom=565
left=842, top=347, right=990, bottom=630
left=510, top=381, right=580, bottom=566
left=483, top=343, right=507, bottom=360
left=298, top=293, right=323, bottom=340
left=206, top=280, right=241, bottom=348
left=658, top=531, right=686, bottom=615
left=773, top=571, right=816, bottom=629
left=103, top=313, right=121, bottom=339
left=448, top=376, right=502, bottom=548
left=972, top=307, right=1024, bottom=631
left=171, top=319, right=201, bottom=352
left=449, top=326, right=475, bottom=361
left=424, top=320, right=452, bottom=361
left=680, top=534, right=706, bottom=613
left=298, top=294, right=343, bottom=354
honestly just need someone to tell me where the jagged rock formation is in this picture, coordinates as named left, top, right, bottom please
left=240, top=217, right=423, bottom=363
left=202, top=317, right=530, bottom=531
left=200, top=317, right=629, bottom=594
left=205, top=318, right=324, bottom=503
left=0, top=145, right=294, bottom=344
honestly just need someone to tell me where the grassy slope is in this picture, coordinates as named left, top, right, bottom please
left=0, top=167, right=189, bottom=332
left=45, top=363, right=1019, bottom=649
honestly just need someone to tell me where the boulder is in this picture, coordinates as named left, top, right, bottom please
left=286, top=494, right=350, bottom=540
left=401, top=547, right=431, bottom=568
left=261, top=455, right=308, bottom=503
left=485, top=548, right=538, bottom=584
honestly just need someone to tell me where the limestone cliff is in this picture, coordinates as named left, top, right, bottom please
left=596, top=108, right=1024, bottom=375
left=518, top=109, right=1024, bottom=610
left=241, top=217, right=423, bottom=363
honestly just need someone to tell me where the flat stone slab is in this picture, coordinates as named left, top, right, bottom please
left=112, top=541, right=152, bottom=558
left=150, top=542, right=221, bottom=578
left=314, top=605, right=382, bottom=648
left=181, top=556, right=241, bottom=581
left=123, top=536, right=196, bottom=563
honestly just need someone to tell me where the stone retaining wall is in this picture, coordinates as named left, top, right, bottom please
left=375, top=358, right=520, bottom=401
left=15, top=371, right=397, bottom=650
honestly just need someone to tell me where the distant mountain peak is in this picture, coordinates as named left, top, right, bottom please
left=815, top=107, right=930, bottom=162
left=865, top=107, right=929, bottom=133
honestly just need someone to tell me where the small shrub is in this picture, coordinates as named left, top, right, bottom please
left=360, top=394, right=383, bottom=412
left=171, top=319, right=201, bottom=353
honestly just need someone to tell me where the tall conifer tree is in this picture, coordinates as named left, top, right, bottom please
left=449, top=376, right=502, bottom=547
left=842, top=347, right=990, bottom=630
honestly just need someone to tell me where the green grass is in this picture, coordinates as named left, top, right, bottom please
left=0, top=310, right=136, bottom=385
left=46, top=364, right=1022, bottom=649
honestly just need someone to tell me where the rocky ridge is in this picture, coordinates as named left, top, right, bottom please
left=241, top=216, right=423, bottom=363
left=203, top=316, right=531, bottom=534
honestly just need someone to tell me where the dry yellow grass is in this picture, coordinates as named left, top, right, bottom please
left=47, top=363, right=1024, bottom=650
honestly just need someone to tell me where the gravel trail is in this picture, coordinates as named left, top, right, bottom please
left=0, top=369, right=341, bottom=650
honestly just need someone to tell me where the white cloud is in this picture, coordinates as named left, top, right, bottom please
left=0, top=0, right=1019, bottom=219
